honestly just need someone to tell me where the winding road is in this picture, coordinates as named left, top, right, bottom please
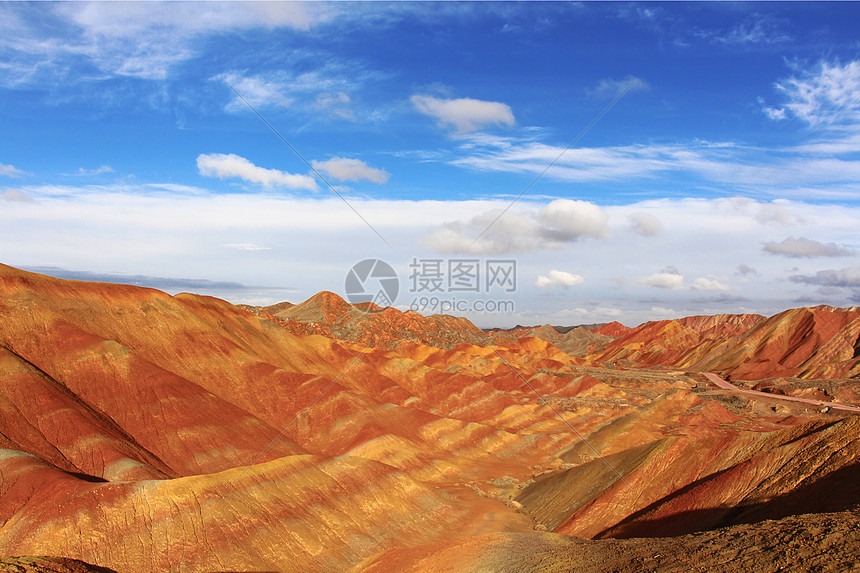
left=703, top=372, right=860, bottom=414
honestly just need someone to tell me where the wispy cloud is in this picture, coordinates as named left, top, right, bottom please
left=790, top=266, right=860, bottom=288
left=223, top=243, right=269, bottom=253
left=446, top=126, right=860, bottom=199
left=0, top=163, right=24, bottom=177
left=699, top=15, right=792, bottom=46
left=197, top=153, right=318, bottom=191
left=314, top=91, right=353, bottom=119
left=589, top=75, right=649, bottom=97
left=64, top=165, right=114, bottom=177
left=217, top=62, right=383, bottom=120
left=0, top=3, right=341, bottom=85
left=762, top=237, right=855, bottom=258
left=762, top=59, right=860, bottom=127
left=411, top=94, right=515, bottom=133
left=219, top=73, right=294, bottom=111
left=310, top=157, right=390, bottom=184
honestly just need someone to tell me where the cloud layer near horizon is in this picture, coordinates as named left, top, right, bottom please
left=2, top=185, right=858, bottom=325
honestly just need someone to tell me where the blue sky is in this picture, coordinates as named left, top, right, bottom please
left=2, top=2, right=860, bottom=327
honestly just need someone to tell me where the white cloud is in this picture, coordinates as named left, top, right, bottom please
left=0, top=3, right=341, bottom=84
left=715, top=17, right=791, bottom=46
left=763, top=59, right=860, bottom=127
left=790, top=266, right=860, bottom=288
left=589, top=75, right=649, bottom=97
left=65, top=165, right=114, bottom=177
left=315, top=91, right=353, bottom=119
left=5, top=186, right=860, bottom=326
left=443, top=107, right=860, bottom=200
left=762, top=237, right=854, bottom=258
left=218, top=64, right=378, bottom=118
left=636, top=267, right=729, bottom=291
left=537, top=199, right=612, bottom=241
left=197, top=153, right=318, bottom=191
left=736, top=264, right=759, bottom=276
left=627, top=212, right=663, bottom=236
left=0, top=163, right=24, bottom=177
left=690, top=277, right=730, bottom=291
left=311, top=157, right=390, bottom=184
left=423, top=209, right=547, bottom=254
left=451, top=139, right=678, bottom=182
left=422, top=199, right=610, bottom=254
left=535, top=270, right=584, bottom=290
left=755, top=203, right=795, bottom=225
left=762, top=105, right=787, bottom=121
left=411, top=94, right=515, bottom=133
left=637, top=267, right=685, bottom=290
left=220, top=73, right=293, bottom=111
left=223, top=242, right=270, bottom=251
left=1, top=189, right=34, bottom=202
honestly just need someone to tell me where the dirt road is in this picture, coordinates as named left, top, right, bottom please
left=702, top=372, right=860, bottom=413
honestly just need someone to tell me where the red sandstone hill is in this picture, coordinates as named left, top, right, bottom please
left=244, top=291, right=496, bottom=349
left=587, top=307, right=860, bottom=380
left=1, top=263, right=859, bottom=572
left=592, top=320, right=630, bottom=337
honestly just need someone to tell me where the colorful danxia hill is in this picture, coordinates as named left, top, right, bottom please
left=0, top=263, right=858, bottom=572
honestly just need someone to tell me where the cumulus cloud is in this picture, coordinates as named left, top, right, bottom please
left=789, top=266, right=860, bottom=288
left=637, top=267, right=685, bottom=290
left=762, top=237, right=854, bottom=258
left=423, top=209, right=545, bottom=254
left=411, top=94, right=515, bottom=133
left=535, top=270, right=584, bottom=290
left=0, top=163, right=24, bottom=177
left=636, top=267, right=729, bottom=291
left=690, top=277, right=730, bottom=291
left=627, top=212, right=663, bottom=236
left=197, top=153, right=318, bottom=191
left=311, top=157, right=390, bottom=184
left=422, top=199, right=611, bottom=254
left=537, top=199, right=612, bottom=241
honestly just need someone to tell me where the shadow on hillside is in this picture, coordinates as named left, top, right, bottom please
left=598, top=462, right=860, bottom=539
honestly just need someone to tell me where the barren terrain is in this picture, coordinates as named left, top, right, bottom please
left=0, top=264, right=858, bottom=572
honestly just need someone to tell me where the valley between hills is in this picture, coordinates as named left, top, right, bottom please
left=1, top=263, right=859, bottom=572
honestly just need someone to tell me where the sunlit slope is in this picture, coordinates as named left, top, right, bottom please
left=587, top=307, right=860, bottom=379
